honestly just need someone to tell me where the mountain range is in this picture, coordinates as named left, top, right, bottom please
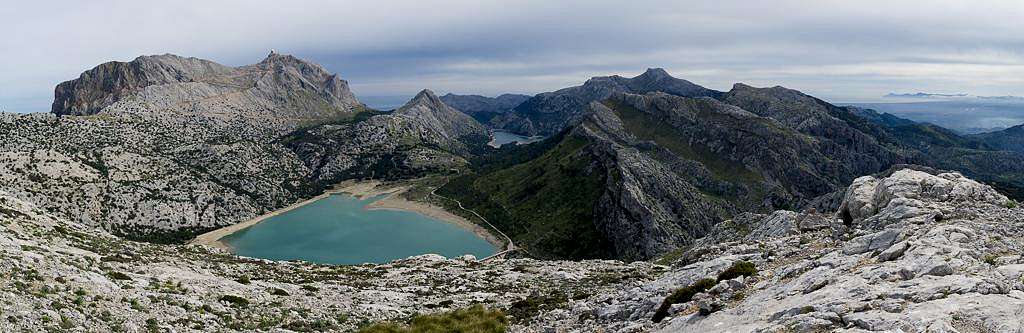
left=2, top=52, right=1024, bottom=331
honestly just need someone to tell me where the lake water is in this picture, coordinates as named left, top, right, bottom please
left=222, top=194, right=496, bottom=265
left=489, top=130, right=544, bottom=147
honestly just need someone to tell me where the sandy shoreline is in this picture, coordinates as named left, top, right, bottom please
left=188, top=179, right=506, bottom=253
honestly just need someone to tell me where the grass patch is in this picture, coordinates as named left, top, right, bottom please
left=219, top=295, right=249, bottom=307
left=107, top=272, right=132, bottom=281
left=716, top=261, right=757, bottom=281
left=652, top=278, right=716, bottom=322
left=983, top=254, right=999, bottom=266
left=506, top=291, right=569, bottom=322
left=652, top=261, right=759, bottom=322
left=358, top=305, right=507, bottom=333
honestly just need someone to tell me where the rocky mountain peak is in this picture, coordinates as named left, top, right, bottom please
left=51, top=53, right=361, bottom=124
left=406, top=89, right=446, bottom=109
left=636, top=67, right=672, bottom=80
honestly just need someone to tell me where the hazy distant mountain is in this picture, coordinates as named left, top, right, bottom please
left=885, top=92, right=968, bottom=99
left=439, top=93, right=530, bottom=124
left=851, top=99, right=1024, bottom=134
left=972, top=124, right=1024, bottom=153
left=491, top=68, right=720, bottom=136
left=885, top=92, right=1024, bottom=101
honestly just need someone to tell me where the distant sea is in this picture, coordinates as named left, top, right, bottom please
left=846, top=99, right=1024, bottom=134
left=359, top=95, right=413, bottom=111
left=0, top=96, right=49, bottom=114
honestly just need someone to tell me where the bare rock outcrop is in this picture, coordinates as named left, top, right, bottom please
left=522, top=169, right=1024, bottom=332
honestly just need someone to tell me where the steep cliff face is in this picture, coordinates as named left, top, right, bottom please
left=52, top=55, right=236, bottom=116
left=492, top=68, right=720, bottom=136
left=52, top=52, right=362, bottom=129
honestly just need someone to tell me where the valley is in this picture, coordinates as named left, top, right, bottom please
left=2, top=52, right=1024, bottom=332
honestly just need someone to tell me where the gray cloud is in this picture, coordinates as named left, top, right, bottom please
left=2, top=0, right=1022, bottom=112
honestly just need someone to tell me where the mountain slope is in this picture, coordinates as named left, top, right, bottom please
left=1, top=55, right=487, bottom=243
left=971, top=124, right=1024, bottom=152
left=439, top=93, right=530, bottom=124
left=444, top=82, right=1024, bottom=261
left=536, top=169, right=1024, bottom=332
left=441, top=91, right=891, bottom=260
left=52, top=51, right=363, bottom=130
left=0, top=189, right=653, bottom=332
left=282, top=89, right=489, bottom=185
left=492, top=68, right=719, bottom=136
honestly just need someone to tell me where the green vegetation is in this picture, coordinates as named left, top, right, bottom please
left=219, top=295, right=250, bottom=307
left=716, top=261, right=758, bottom=281
left=357, top=305, right=507, bottom=333
left=107, top=271, right=132, bottom=281
left=506, top=291, right=569, bottom=322
left=110, top=224, right=221, bottom=245
left=606, top=100, right=763, bottom=185
left=652, top=278, right=717, bottom=322
left=652, top=261, right=759, bottom=322
left=983, top=254, right=999, bottom=266
left=437, top=133, right=613, bottom=259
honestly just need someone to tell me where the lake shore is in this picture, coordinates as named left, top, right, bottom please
left=189, top=179, right=505, bottom=254
left=363, top=191, right=507, bottom=251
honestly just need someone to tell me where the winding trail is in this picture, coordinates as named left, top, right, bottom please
left=429, top=176, right=518, bottom=261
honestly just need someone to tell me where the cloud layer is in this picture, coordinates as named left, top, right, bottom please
left=2, top=0, right=1022, bottom=112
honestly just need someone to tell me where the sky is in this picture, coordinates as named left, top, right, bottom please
left=2, top=0, right=1023, bottom=113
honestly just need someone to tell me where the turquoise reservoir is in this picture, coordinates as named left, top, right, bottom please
left=489, top=130, right=543, bottom=147
left=222, top=194, right=496, bottom=265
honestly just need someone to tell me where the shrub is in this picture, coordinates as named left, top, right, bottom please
left=716, top=261, right=757, bottom=281
left=236, top=276, right=251, bottom=285
left=1006, top=201, right=1018, bottom=209
left=108, top=272, right=132, bottom=281
left=652, top=278, right=717, bottom=323
left=506, top=292, right=568, bottom=321
left=270, top=288, right=290, bottom=296
left=357, top=305, right=507, bottom=333
left=219, top=295, right=249, bottom=307
left=983, top=254, right=999, bottom=266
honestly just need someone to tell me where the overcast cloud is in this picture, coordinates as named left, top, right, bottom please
left=2, top=0, right=1022, bottom=112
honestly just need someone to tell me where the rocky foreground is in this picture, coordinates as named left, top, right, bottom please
left=2, top=168, right=1022, bottom=332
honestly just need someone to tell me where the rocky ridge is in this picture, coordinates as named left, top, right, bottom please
left=492, top=68, right=719, bottom=136
left=439, top=93, right=531, bottom=124
left=526, top=169, right=1024, bottom=332
left=53, top=52, right=362, bottom=131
